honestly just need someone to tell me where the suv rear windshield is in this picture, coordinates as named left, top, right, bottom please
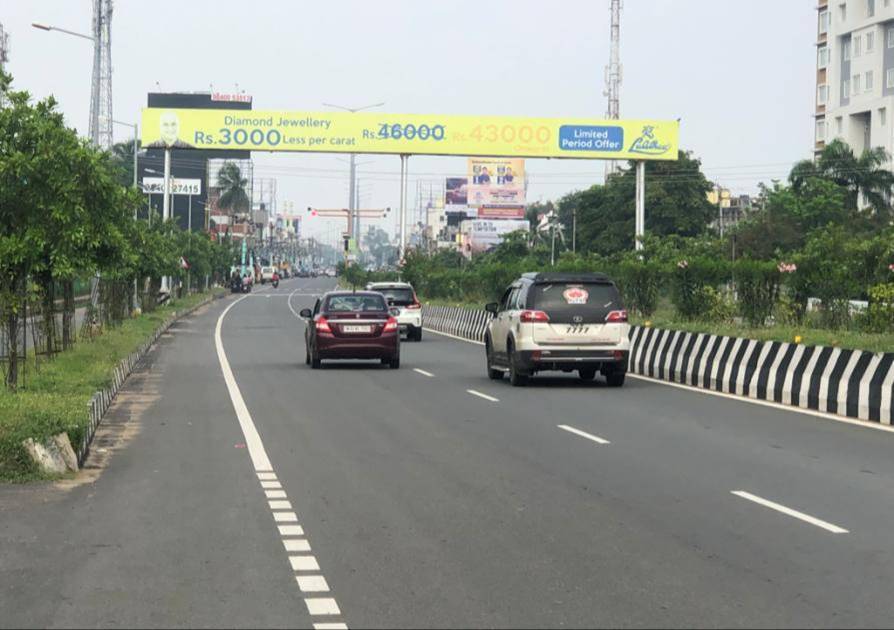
left=375, top=287, right=415, bottom=305
left=325, top=294, right=387, bottom=312
left=529, top=282, right=622, bottom=324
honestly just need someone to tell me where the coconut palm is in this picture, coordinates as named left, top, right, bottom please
left=217, top=162, right=250, bottom=214
left=109, top=139, right=139, bottom=187
left=790, top=140, right=894, bottom=218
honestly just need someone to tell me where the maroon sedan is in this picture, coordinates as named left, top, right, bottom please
left=301, top=291, right=401, bottom=369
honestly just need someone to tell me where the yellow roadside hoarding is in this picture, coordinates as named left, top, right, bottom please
left=141, top=108, right=679, bottom=160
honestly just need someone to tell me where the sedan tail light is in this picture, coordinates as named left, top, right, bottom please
left=606, top=310, right=628, bottom=323
left=315, top=317, right=332, bottom=333
left=383, top=317, right=399, bottom=332
left=520, top=310, right=550, bottom=323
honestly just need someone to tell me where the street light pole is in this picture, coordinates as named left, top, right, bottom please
left=322, top=101, right=385, bottom=255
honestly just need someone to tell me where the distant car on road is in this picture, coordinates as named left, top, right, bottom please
left=484, top=272, right=629, bottom=386
left=260, top=266, right=277, bottom=284
left=300, top=291, right=401, bottom=369
left=365, top=282, right=423, bottom=341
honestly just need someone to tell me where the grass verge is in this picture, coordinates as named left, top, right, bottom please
left=0, top=290, right=223, bottom=482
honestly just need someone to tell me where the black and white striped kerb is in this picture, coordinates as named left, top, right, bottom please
left=630, top=326, right=894, bottom=425
left=422, top=305, right=894, bottom=425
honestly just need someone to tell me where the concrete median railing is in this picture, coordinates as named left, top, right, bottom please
left=423, top=305, right=894, bottom=425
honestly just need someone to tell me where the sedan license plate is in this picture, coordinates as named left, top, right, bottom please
left=342, top=325, right=372, bottom=334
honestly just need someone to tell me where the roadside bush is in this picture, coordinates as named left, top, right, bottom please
left=864, top=283, right=894, bottom=333
left=615, top=259, right=661, bottom=317
left=735, top=260, right=782, bottom=327
left=669, top=257, right=729, bottom=321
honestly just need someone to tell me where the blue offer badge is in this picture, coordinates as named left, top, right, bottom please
left=559, top=125, right=623, bottom=152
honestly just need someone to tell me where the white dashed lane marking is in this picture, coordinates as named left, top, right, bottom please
left=557, top=424, right=611, bottom=445
left=413, top=368, right=435, bottom=377
left=216, top=295, right=348, bottom=627
left=297, top=575, right=331, bottom=593
left=467, top=389, right=499, bottom=402
left=273, top=511, right=299, bottom=523
left=290, top=556, right=321, bottom=571
left=306, top=598, right=342, bottom=616
left=731, top=491, right=849, bottom=534
left=283, top=539, right=312, bottom=552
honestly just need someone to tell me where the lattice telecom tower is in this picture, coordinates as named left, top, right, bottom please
left=603, top=0, right=622, bottom=178
left=89, top=0, right=113, bottom=149
left=0, top=21, right=9, bottom=73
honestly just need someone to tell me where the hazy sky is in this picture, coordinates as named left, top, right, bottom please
left=3, top=0, right=816, bottom=243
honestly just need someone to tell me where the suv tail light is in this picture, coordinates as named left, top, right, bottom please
left=520, top=310, right=550, bottom=323
left=316, top=317, right=332, bottom=333
left=406, top=296, right=422, bottom=310
left=384, top=317, right=399, bottom=332
left=606, top=310, right=628, bottom=323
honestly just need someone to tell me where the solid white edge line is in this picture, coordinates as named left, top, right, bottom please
left=413, top=368, right=435, bottom=377
left=425, top=327, right=485, bottom=345
left=426, top=324, right=894, bottom=435
left=557, top=424, right=610, bottom=445
left=629, top=373, right=894, bottom=435
left=731, top=491, right=849, bottom=534
left=467, top=389, right=499, bottom=402
left=214, top=296, right=273, bottom=472
left=287, top=288, right=303, bottom=320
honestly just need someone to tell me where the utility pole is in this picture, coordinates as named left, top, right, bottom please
left=604, top=0, right=622, bottom=180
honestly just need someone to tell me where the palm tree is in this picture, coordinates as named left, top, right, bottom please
left=109, top=139, right=140, bottom=188
left=217, top=162, right=250, bottom=214
left=791, top=140, right=894, bottom=217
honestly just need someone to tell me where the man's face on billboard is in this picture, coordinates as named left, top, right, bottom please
left=160, top=112, right=180, bottom=145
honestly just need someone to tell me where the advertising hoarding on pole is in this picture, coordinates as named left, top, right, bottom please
left=467, top=158, right=525, bottom=208
left=141, top=108, right=680, bottom=161
left=460, top=219, right=530, bottom=256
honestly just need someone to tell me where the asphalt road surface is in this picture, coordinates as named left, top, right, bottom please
left=4, top=277, right=894, bottom=628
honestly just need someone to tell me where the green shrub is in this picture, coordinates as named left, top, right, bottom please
left=616, top=259, right=661, bottom=317
left=735, top=260, right=782, bottom=327
left=669, top=257, right=729, bottom=321
left=864, top=283, right=894, bottom=333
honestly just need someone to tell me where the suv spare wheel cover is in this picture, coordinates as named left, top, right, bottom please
left=563, top=287, right=589, bottom=305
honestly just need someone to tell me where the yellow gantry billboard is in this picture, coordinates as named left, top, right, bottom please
left=141, top=108, right=679, bottom=160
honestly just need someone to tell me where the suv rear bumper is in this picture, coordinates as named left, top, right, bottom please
left=518, top=349, right=629, bottom=373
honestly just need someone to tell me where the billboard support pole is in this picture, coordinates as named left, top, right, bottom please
left=635, top=161, right=645, bottom=252
left=399, top=154, right=408, bottom=262
left=161, top=147, right=172, bottom=293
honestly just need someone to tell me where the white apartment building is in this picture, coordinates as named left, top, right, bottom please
left=815, top=0, right=894, bottom=157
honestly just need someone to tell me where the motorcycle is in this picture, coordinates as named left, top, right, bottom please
left=271, top=274, right=279, bottom=289
left=230, top=275, right=243, bottom=294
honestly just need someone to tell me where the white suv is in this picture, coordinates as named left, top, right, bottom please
left=484, top=272, right=630, bottom=386
left=366, top=282, right=423, bottom=341
left=260, top=266, right=277, bottom=284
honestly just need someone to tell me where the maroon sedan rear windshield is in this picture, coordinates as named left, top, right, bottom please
left=325, top=294, right=387, bottom=312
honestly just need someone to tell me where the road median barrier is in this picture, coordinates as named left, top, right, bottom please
left=423, top=305, right=894, bottom=426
